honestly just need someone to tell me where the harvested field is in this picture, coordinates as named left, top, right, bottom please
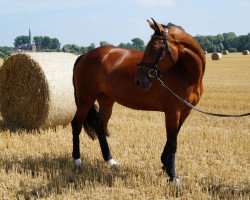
left=0, top=53, right=249, bottom=199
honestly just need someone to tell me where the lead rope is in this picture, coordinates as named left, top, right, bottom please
left=156, top=76, right=250, bottom=117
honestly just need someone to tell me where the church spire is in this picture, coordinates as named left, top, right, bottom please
left=28, top=28, right=32, bottom=48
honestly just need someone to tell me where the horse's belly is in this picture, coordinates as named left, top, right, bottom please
left=104, top=86, right=162, bottom=111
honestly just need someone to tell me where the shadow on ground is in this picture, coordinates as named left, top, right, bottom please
left=0, top=154, right=145, bottom=199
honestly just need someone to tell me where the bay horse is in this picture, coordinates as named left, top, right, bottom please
left=71, top=19, right=206, bottom=183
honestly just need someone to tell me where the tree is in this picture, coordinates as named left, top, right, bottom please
left=51, top=38, right=60, bottom=51
left=41, top=36, right=53, bottom=51
left=218, top=43, right=224, bottom=52
left=100, top=41, right=112, bottom=47
left=236, top=34, right=250, bottom=51
left=62, top=44, right=81, bottom=54
left=195, top=35, right=214, bottom=52
left=118, top=42, right=133, bottom=49
left=245, top=33, right=250, bottom=50
left=33, top=36, right=44, bottom=50
left=33, top=36, right=61, bottom=51
left=131, top=38, right=145, bottom=50
left=214, top=34, right=224, bottom=45
left=118, top=43, right=127, bottom=49
left=14, top=36, right=29, bottom=48
left=118, top=38, right=145, bottom=50
left=195, top=32, right=242, bottom=52
left=125, top=43, right=134, bottom=49
left=88, top=43, right=95, bottom=52
left=228, top=47, right=237, bottom=52
left=222, top=32, right=237, bottom=50
left=80, top=47, right=88, bottom=54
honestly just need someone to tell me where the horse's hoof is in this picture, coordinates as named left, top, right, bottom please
left=74, top=158, right=82, bottom=167
left=168, top=176, right=181, bottom=187
left=107, top=159, right=119, bottom=166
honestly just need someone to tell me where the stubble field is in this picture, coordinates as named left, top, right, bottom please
left=0, top=53, right=249, bottom=199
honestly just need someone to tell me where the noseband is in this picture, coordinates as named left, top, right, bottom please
left=137, top=29, right=174, bottom=78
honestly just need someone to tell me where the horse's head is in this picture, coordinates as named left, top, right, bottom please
left=135, top=19, right=176, bottom=90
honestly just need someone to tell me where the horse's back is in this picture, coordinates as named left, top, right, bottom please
left=73, top=46, right=144, bottom=106
left=74, top=46, right=115, bottom=70
left=74, top=46, right=140, bottom=72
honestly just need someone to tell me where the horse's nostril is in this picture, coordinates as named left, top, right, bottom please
left=135, top=79, right=140, bottom=86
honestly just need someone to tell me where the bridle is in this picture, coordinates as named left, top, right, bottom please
left=137, top=28, right=174, bottom=79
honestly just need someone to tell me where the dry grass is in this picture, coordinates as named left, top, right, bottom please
left=0, top=53, right=249, bottom=199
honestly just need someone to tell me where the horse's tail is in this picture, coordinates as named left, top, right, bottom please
left=82, top=105, right=99, bottom=140
left=73, top=54, right=99, bottom=140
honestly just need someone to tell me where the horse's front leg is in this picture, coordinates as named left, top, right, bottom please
left=161, top=112, right=180, bottom=183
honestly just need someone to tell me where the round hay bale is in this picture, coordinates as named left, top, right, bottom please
left=0, top=52, right=78, bottom=129
left=204, top=51, right=207, bottom=54
left=222, top=50, right=229, bottom=55
left=211, top=53, right=222, bottom=60
left=0, top=58, right=3, bottom=67
left=242, top=50, right=249, bottom=55
left=0, top=58, right=3, bottom=120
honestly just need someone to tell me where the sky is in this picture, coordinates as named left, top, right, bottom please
left=0, top=0, right=250, bottom=47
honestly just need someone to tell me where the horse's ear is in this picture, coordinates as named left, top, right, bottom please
left=149, top=18, right=164, bottom=35
left=147, top=19, right=155, bottom=30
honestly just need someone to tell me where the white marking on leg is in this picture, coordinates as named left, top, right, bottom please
left=74, top=158, right=82, bottom=166
left=107, top=159, right=118, bottom=166
left=170, top=177, right=181, bottom=187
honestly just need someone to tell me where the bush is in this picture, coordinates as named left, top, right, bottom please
left=0, top=46, right=12, bottom=59
left=228, top=47, right=238, bottom=52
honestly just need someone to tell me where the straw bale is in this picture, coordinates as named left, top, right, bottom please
left=222, top=50, right=229, bottom=55
left=0, top=52, right=78, bottom=129
left=211, top=53, right=222, bottom=60
left=0, top=58, right=3, bottom=120
left=242, top=50, right=249, bottom=55
left=0, top=58, right=3, bottom=67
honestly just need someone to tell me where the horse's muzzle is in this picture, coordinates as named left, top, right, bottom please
left=135, top=72, right=152, bottom=90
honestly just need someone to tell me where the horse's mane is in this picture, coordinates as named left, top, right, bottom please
left=162, top=23, right=185, bottom=32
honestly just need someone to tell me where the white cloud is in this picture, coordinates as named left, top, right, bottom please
left=134, top=0, right=176, bottom=6
left=0, top=0, right=176, bottom=16
left=0, top=0, right=97, bottom=15
left=240, top=0, right=250, bottom=8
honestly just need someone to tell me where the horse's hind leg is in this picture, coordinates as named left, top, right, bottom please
left=97, top=94, right=118, bottom=165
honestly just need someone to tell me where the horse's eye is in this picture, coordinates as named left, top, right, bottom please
left=151, top=45, right=158, bottom=51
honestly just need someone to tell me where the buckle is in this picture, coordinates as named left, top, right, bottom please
left=148, top=69, right=158, bottom=78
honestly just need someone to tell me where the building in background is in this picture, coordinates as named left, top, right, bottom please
left=16, top=29, right=36, bottom=52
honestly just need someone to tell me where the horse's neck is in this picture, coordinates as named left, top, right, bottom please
left=178, top=47, right=205, bottom=84
left=172, top=33, right=206, bottom=84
